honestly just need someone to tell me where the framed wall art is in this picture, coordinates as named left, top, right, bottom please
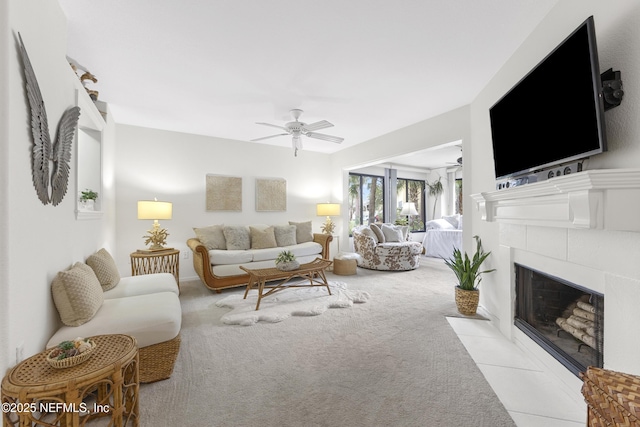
left=206, top=174, right=242, bottom=211
left=255, top=177, right=286, bottom=212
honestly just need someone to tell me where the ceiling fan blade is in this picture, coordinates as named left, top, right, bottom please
left=302, top=120, right=333, bottom=132
left=251, top=133, right=289, bottom=142
left=306, top=132, right=344, bottom=144
left=256, top=122, right=289, bottom=132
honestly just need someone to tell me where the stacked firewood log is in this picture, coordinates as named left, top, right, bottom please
left=556, top=298, right=597, bottom=349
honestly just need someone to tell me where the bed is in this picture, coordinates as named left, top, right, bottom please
left=422, top=215, right=463, bottom=259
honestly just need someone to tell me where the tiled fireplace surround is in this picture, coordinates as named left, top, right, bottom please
left=472, top=169, right=640, bottom=391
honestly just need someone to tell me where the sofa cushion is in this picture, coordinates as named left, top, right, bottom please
left=193, top=224, right=226, bottom=250
left=289, top=221, right=313, bottom=243
left=381, top=224, right=404, bottom=242
left=47, top=292, right=181, bottom=349
left=369, top=223, right=385, bottom=243
left=86, top=248, right=120, bottom=291
left=273, top=225, right=297, bottom=247
left=250, top=226, right=277, bottom=249
left=223, top=225, right=251, bottom=250
left=104, top=273, right=179, bottom=299
left=208, top=249, right=254, bottom=265
left=51, top=262, right=104, bottom=327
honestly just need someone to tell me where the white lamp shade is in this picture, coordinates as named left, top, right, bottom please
left=400, top=202, right=418, bottom=216
left=137, top=200, right=172, bottom=220
left=316, top=203, right=341, bottom=217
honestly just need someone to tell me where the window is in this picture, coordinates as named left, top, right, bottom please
left=348, top=173, right=384, bottom=235
left=455, top=178, right=463, bottom=214
left=397, top=178, right=426, bottom=232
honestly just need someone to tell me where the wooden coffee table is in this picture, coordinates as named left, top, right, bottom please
left=241, top=258, right=333, bottom=310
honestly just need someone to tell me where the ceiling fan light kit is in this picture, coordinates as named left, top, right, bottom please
left=252, top=109, right=344, bottom=156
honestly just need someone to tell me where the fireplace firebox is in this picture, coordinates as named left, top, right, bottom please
left=515, top=264, right=604, bottom=376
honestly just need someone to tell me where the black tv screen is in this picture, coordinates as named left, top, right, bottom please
left=490, top=16, right=607, bottom=180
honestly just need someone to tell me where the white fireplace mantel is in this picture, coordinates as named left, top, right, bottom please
left=472, top=169, right=640, bottom=231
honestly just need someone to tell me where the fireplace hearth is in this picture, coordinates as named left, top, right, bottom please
left=515, top=264, right=604, bottom=376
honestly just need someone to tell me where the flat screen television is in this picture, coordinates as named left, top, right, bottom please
left=489, top=16, right=607, bottom=182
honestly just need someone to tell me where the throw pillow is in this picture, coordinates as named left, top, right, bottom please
left=86, top=248, right=120, bottom=291
left=193, top=224, right=226, bottom=250
left=273, top=225, right=297, bottom=247
left=51, top=262, right=104, bottom=327
left=381, top=224, right=404, bottom=242
left=223, top=225, right=251, bottom=250
left=250, top=226, right=277, bottom=249
left=360, top=227, right=378, bottom=243
left=369, top=223, right=385, bottom=243
left=289, top=221, right=313, bottom=244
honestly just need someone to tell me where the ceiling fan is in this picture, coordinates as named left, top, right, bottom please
left=251, top=109, right=344, bottom=156
left=447, top=146, right=463, bottom=166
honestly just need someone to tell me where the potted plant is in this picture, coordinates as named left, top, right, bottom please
left=426, top=177, right=444, bottom=220
left=275, top=250, right=299, bottom=271
left=80, top=189, right=98, bottom=210
left=444, top=235, right=495, bottom=315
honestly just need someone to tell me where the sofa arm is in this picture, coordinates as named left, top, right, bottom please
left=186, top=238, right=214, bottom=287
left=313, top=233, right=333, bottom=260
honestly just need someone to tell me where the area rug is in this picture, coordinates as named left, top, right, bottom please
left=215, top=281, right=370, bottom=325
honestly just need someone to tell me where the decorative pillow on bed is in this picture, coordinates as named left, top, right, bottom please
left=193, top=224, right=226, bottom=250
left=250, top=226, right=277, bottom=249
left=443, top=214, right=461, bottom=229
left=425, top=219, right=455, bottom=231
left=381, top=224, right=404, bottom=242
left=51, top=262, right=104, bottom=327
left=289, top=221, right=313, bottom=244
left=86, top=248, right=120, bottom=291
left=369, top=223, right=385, bottom=243
left=273, top=225, right=297, bottom=247
left=223, top=226, right=251, bottom=250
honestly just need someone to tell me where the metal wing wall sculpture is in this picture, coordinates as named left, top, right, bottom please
left=18, top=32, right=81, bottom=206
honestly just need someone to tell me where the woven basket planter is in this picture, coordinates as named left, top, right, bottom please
left=455, top=287, right=479, bottom=315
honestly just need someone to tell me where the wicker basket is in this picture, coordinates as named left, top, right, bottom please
left=47, top=340, right=96, bottom=369
left=455, top=287, right=479, bottom=315
left=580, top=366, right=640, bottom=426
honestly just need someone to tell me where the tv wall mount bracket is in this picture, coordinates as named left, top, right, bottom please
left=601, top=68, right=624, bottom=111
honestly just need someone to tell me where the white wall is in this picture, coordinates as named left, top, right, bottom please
left=1, top=0, right=116, bottom=376
left=114, top=124, right=333, bottom=281
left=467, top=0, right=640, bottom=374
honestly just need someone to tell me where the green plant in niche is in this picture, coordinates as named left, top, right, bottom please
left=444, top=235, right=496, bottom=291
left=275, top=250, right=296, bottom=264
left=80, top=189, right=98, bottom=201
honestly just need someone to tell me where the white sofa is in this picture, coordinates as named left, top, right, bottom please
left=187, top=222, right=332, bottom=292
left=47, top=249, right=181, bottom=383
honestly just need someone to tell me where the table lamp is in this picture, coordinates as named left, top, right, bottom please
left=400, top=202, right=418, bottom=225
left=316, top=203, right=341, bottom=235
left=137, top=199, right=173, bottom=250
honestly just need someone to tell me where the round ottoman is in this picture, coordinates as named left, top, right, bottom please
left=333, top=257, right=357, bottom=276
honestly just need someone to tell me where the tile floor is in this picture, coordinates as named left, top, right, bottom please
left=447, top=316, right=587, bottom=427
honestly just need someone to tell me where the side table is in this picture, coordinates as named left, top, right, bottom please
left=1, top=334, right=139, bottom=427
left=130, top=248, right=180, bottom=285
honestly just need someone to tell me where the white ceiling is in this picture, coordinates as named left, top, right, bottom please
left=57, top=0, right=558, bottom=166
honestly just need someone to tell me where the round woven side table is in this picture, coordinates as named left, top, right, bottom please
left=1, top=334, right=139, bottom=427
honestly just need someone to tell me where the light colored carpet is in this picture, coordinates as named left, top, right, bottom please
left=139, top=257, right=516, bottom=426
left=216, top=281, right=370, bottom=325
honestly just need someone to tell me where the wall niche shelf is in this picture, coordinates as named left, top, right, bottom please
left=471, top=169, right=640, bottom=232
left=75, top=88, right=105, bottom=220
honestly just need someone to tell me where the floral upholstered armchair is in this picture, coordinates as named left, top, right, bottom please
left=352, top=223, right=422, bottom=271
